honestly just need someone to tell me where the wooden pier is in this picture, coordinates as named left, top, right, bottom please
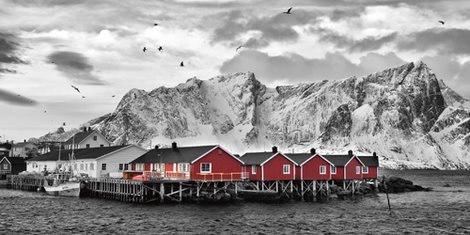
left=6, top=175, right=46, bottom=191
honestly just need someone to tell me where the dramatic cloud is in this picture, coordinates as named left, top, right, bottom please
left=212, top=9, right=319, bottom=48
left=0, top=88, right=37, bottom=106
left=220, top=50, right=406, bottom=83
left=0, top=32, right=27, bottom=74
left=318, top=30, right=397, bottom=52
left=47, top=51, right=105, bottom=85
left=398, top=28, right=470, bottom=55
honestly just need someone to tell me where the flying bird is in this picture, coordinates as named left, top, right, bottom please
left=438, top=20, right=445, bottom=25
left=143, top=47, right=147, bottom=52
left=82, top=96, right=86, bottom=98
left=180, top=61, right=184, bottom=67
left=154, top=23, right=158, bottom=26
left=63, top=122, right=66, bottom=126
left=283, top=7, right=292, bottom=14
left=71, top=85, right=80, bottom=93
left=44, top=110, right=47, bottom=113
left=112, top=95, right=116, bottom=97
left=158, top=46, right=163, bottom=51
left=236, top=45, right=244, bottom=51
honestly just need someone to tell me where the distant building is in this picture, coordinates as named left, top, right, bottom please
left=26, top=145, right=147, bottom=178
left=64, top=127, right=111, bottom=150
left=10, top=140, right=38, bottom=158
left=0, top=156, right=27, bottom=180
left=0, top=143, right=12, bottom=160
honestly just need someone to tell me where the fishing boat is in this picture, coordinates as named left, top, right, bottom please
left=43, top=136, right=81, bottom=197
left=43, top=173, right=81, bottom=197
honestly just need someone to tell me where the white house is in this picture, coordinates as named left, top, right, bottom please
left=11, top=141, right=37, bottom=158
left=64, top=128, right=111, bottom=150
left=26, top=145, right=147, bottom=178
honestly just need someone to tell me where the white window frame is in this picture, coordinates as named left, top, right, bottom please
left=330, top=166, right=336, bottom=174
left=363, top=166, right=369, bottom=174
left=356, top=166, right=361, bottom=174
left=320, top=165, right=326, bottom=175
left=102, top=163, right=107, bottom=171
left=3, top=163, right=8, bottom=170
left=252, top=165, right=257, bottom=174
left=200, top=163, right=211, bottom=173
left=283, top=164, right=290, bottom=174
left=178, top=163, right=189, bottom=172
left=90, top=163, right=94, bottom=171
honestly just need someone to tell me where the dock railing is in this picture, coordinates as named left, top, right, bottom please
left=143, top=171, right=190, bottom=181
left=196, top=172, right=249, bottom=182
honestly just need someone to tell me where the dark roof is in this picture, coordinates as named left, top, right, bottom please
left=130, top=145, right=218, bottom=164
left=357, top=156, right=379, bottom=167
left=64, top=131, right=97, bottom=145
left=239, top=152, right=277, bottom=165
left=27, top=145, right=129, bottom=161
left=322, top=155, right=353, bottom=167
left=285, top=153, right=312, bottom=165
left=1, top=157, right=26, bottom=164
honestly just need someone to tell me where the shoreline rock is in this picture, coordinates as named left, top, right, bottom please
left=379, top=177, right=432, bottom=193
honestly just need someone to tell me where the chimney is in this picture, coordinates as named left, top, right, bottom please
left=310, top=148, right=316, bottom=155
left=88, top=127, right=92, bottom=132
left=172, top=142, right=177, bottom=150
left=24, top=139, right=26, bottom=143
left=155, top=145, right=159, bottom=150
left=83, top=127, right=87, bottom=132
left=348, top=150, right=353, bottom=157
left=272, top=146, right=278, bottom=153
left=373, top=152, right=377, bottom=157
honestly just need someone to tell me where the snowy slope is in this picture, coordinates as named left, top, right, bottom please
left=40, top=62, right=470, bottom=169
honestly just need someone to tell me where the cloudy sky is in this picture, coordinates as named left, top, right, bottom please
left=1, top=0, right=470, bottom=142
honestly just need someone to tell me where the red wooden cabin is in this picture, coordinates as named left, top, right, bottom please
left=240, top=146, right=297, bottom=181
left=323, top=150, right=366, bottom=180
left=288, top=148, right=335, bottom=181
left=358, top=152, right=379, bottom=179
left=126, top=143, right=246, bottom=181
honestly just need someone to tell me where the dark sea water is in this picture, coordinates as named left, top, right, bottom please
left=1, top=170, right=470, bottom=234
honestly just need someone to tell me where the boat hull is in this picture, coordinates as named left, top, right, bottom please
left=44, top=182, right=81, bottom=197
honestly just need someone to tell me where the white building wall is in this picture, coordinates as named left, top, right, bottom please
left=79, top=134, right=110, bottom=149
left=97, top=145, right=147, bottom=178
left=26, top=161, right=57, bottom=173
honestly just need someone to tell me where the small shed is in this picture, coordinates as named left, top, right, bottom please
left=240, top=146, right=297, bottom=181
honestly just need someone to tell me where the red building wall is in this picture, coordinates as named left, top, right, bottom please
left=191, top=147, right=243, bottom=181
left=246, top=165, right=262, bottom=181
left=345, top=157, right=363, bottom=180
left=262, top=153, right=296, bottom=181
left=301, top=156, right=332, bottom=180
left=362, top=166, right=378, bottom=179
left=331, top=167, right=344, bottom=180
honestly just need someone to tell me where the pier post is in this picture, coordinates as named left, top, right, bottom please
left=179, top=182, right=183, bottom=202
left=300, top=181, right=304, bottom=201
left=160, top=182, right=165, bottom=203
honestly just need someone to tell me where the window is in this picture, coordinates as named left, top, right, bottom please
left=200, top=163, right=211, bottom=173
left=363, top=166, right=369, bottom=174
left=102, top=163, right=106, bottom=171
left=178, top=163, right=188, bottom=172
left=136, top=163, right=144, bottom=171
left=252, top=165, right=257, bottom=174
left=80, top=163, right=84, bottom=170
left=3, top=164, right=8, bottom=170
left=124, top=164, right=128, bottom=171
left=283, top=164, right=290, bottom=174
left=74, top=164, right=77, bottom=170
left=86, top=144, right=90, bottom=148
left=320, top=165, right=326, bottom=175
left=153, top=163, right=160, bottom=172
left=93, top=136, right=97, bottom=141
left=356, top=166, right=361, bottom=174
left=90, top=163, right=94, bottom=170
left=331, top=166, right=336, bottom=174
left=119, top=164, right=123, bottom=171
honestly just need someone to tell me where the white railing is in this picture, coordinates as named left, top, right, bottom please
left=196, top=172, right=249, bottom=182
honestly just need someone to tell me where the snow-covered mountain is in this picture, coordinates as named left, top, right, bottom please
left=40, top=61, right=470, bottom=169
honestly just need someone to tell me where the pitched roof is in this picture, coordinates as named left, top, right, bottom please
left=322, top=155, right=352, bottom=167
left=285, top=153, right=312, bottom=165
left=239, top=152, right=276, bottom=165
left=130, top=145, right=218, bottom=164
left=357, top=155, right=379, bottom=167
left=1, top=157, right=26, bottom=164
left=27, top=145, right=129, bottom=161
left=64, top=131, right=97, bottom=145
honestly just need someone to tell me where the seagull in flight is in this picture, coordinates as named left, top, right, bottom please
left=158, top=46, right=163, bottom=51
left=71, top=85, right=80, bottom=93
left=180, top=61, right=184, bottom=67
left=143, top=47, right=147, bottom=52
left=82, top=96, right=86, bottom=99
left=283, top=7, right=293, bottom=14
left=438, top=20, right=445, bottom=25
left=236, top=45, right=244, bottom=51
left=154, top=23, right=158, bottom=26
left=112, top=95, right=116, bottom=97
